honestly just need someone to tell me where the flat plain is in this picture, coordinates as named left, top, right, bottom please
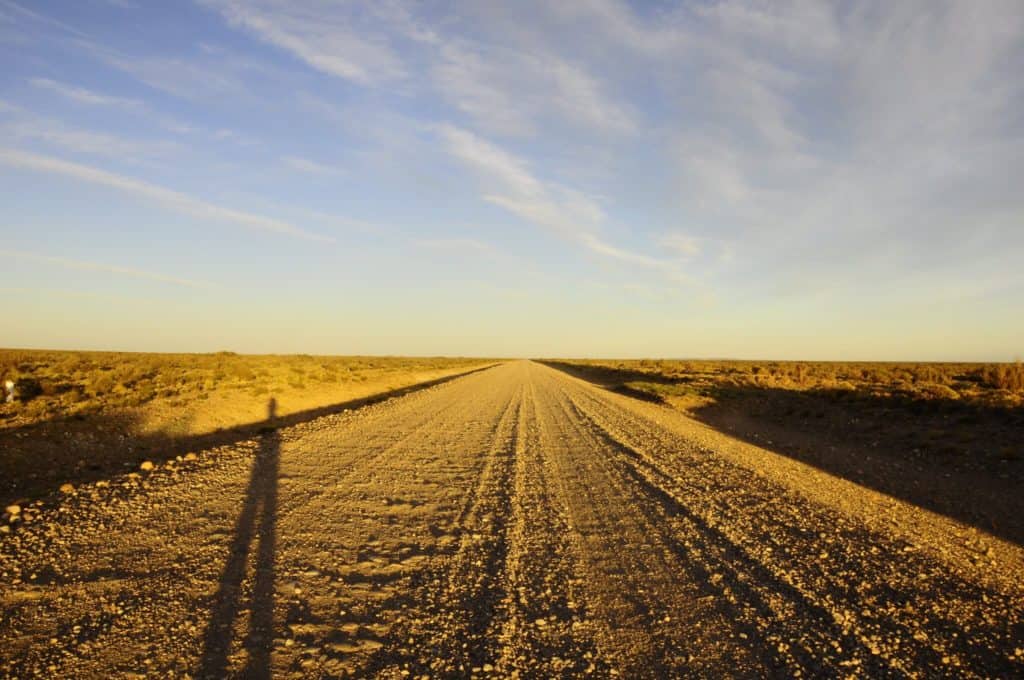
left=1, top=359, right=1022, bottom=678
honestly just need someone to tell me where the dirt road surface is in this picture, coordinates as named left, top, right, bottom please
left=2, top=361, right=1022, bottom=678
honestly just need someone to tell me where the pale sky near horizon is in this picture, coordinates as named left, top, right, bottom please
left=1, top=1, right=1022, bottom=360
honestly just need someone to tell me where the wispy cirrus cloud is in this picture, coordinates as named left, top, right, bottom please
left=282, top=155, right=343, bottom=176
left=436, top=124, right=683, bottom=277
left=71, top=39, right=267, bottom=102
left=434, top=43, right=636, bottom=137
left=0, top=248, right=212, bottom=289
left=658, top=232, right=701, bottom=259
left=436, top=124, right=543, bottom=197
left=663, top=0, right=1024, bottom=295
left=28, top=77, right=142, bottom=108
left=197, top=1, right=636, bottom=137
left=2, top=116, right=180, bottom=161
left=26, top=76, right=202, bottom=137
left=199, top=0, right=406, bottom=85
left=0, top=148, right=333, bottom=242
left=0, top=0, right=89, bottom=38
left=3, top=0, right=1022, bottom=357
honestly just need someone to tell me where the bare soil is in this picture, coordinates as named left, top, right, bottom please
left=1, top=361, right=1021, bottom=678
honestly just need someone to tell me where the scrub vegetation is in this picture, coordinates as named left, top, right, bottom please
left=541, top=358, right=1024, bottom=474
left=2, top=362, right=1022, bottom=677
left=0, top=349, right=490, bottom=504
left=0, top=349, right=485, bottom=426
left=542, top=358, right=1024, bottom=407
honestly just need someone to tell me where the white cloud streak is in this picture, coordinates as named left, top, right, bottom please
left=0, top=148, right=333, bottom=242
left=198, top=2, right=636, bottom=136
left=663, top=0, right=1024, bottom=296
left=437, top=124, right=682, bottom=276
left=0, top=0, right=90, bottom=38
left=2, top=116, right=179, bottom=160
left=434, top=43, right=635, bottom=136
left=28, top=77, right=141, bottom=108
left=25, top=77, right=203, bottom=137
left=659, top=232, right=701, bottom=259
left=0, top=248, right=212, bottom=288
left=199, top=0, right=405, bottom=85
left=282, top=155, right=343, bottom=176
left=436, top=124, right=543, bottom=197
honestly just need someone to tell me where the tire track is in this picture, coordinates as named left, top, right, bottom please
left=531, top=366, right=764, bottom=676
left=1, top=367, right=518, bottom=679
left=3, top=361, right=1022, bottom=678
left=552, top=363, right=1024, bottom=677
left=494, top=378, right=607, bottom=678
left=262, top=368, right=525, bottom=678
left=365, top=381, right=524, bottom=677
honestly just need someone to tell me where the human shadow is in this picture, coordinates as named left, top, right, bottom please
left=0, top=364, right=497, bottom=506
left=197, top=399, right=280, bottom=680
left=541, top=361, right=1024, bottom=546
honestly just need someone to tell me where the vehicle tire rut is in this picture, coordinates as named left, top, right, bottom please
left=2, top=361, right=1021, bottom=679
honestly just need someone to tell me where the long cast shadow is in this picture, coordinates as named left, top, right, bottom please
left=541, top=361, right=1024, bottom=546
left=1, top=363, right=498, bottom=506
left=197, top=399, right=280, bottom=680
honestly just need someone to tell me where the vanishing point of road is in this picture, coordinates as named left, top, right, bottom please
left=2, top=361, right=1022, bottom=678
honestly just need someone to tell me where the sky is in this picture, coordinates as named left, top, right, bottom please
left=1, top=0, right=1022, bottom=360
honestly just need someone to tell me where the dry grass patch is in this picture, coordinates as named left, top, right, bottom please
left=0, top=349, right=493, bottom=504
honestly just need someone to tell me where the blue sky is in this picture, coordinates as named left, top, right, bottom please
left=1, top=0, right=1022, bottom=359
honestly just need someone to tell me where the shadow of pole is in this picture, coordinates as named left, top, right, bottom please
left=197, top=400, right=280, bottom=679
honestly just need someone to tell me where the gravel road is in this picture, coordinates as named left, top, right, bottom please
left=2, top=361, right=1021, bottom=678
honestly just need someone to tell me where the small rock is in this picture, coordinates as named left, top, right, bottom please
left=139, top=461, right=155, bottom=472
left=5, top=505, right=20, bottom=516
left=59, top=483, right=75, bottom=494
left=183, top=452, right=198, bottom=462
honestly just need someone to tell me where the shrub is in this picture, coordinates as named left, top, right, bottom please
left=983, top=362, right=1024, bottom=392
left=65, top=388, right=87, bottom=403
left=229, top=364, right=255, bottom=381
left=23, top=398, right=49, bottom=417
left=919, top=383, right=960, bottom=400
left=90, top=373, right=117, bottom=394
left=13, top=377, right=44, bottom=402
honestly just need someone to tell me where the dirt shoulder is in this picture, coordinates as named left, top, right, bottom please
left=541, top=360, right=1024, bottom=548
left=0, top=359, right=495, bottom=506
